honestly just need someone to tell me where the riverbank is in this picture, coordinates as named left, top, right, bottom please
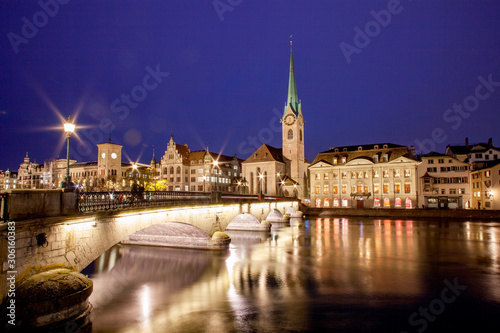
left=302, top=206, right=500, bottom=220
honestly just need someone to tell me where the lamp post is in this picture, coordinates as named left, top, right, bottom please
left=276, top=172, right=282, bottom=196
left=63, top=116, right=75, bottom=189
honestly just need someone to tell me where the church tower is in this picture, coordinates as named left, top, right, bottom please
left=282, top=41, right=306, bottom=195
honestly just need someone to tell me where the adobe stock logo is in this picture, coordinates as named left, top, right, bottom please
left=213, top=0, right=243, bottom=22
left=401, top=278, right=467, bottom=333
left=7, top=0, right=72, bottom=54
left=339, top=0, right=410, bottom=64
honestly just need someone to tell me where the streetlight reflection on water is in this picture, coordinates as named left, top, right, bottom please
left=85, top=218, right=500, bottom=332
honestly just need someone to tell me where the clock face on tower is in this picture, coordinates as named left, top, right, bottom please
left=284, top=114, right=296, bottom=125
left=111, top=153, right=117, bottom=159
left=101, top=153, right=106, bottom=159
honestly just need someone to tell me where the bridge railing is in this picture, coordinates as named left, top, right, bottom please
left=77, top=191, right=284, bottom=212
left=77, top=191, right=211, bottom=212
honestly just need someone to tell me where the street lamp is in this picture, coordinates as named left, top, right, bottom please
left=63, top=116, right=75, bottom=189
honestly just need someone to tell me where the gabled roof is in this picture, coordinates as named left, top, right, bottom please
left=420, top=151, right=448, bottom=158
left=320, top=143, right=405, bottom=154
left=243, top=144, right=286, bottom=163
left=309, top=159, right=334, bottom=168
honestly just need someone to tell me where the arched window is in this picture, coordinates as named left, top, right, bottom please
left=299, top=129, right=303, bottom=142
left=169, top=167, right=174, bottom=174
left=288, top=129, right=293, bottom=140
left=176, top=166, right=181, bottom=174
left=163, top=167, right=167, bottom=175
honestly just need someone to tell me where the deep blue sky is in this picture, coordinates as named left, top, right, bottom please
left=1, top=0, right=500, bottom=171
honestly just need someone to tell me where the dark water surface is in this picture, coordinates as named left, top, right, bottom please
left=84, top=218, right=500, bottom=332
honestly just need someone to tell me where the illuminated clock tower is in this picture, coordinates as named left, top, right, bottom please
left=282, top=41, right=306, bottom=197
left=97, top=141, right=123, bottom=184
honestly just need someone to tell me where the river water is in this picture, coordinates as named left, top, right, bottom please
left=83, top=217, right=500, bottom=332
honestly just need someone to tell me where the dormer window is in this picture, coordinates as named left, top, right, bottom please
left=341, top=157, right=346, bottom=163
left=373, top=155, right=379, bottom=163
left=334, top=148, right=339, bottom=152
left=383, top=144, right=388, bottom=149
left=358, top=146, right=362, bottom=151
left=343, top=147, right=348, bottom=152
left=374, top=145, right=379, bottom=149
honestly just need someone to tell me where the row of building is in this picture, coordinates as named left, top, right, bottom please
left=1, top=43, right=499, bottom=210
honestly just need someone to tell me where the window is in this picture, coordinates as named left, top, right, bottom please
left=449, top=189, right=457, bottom=194
left=394, top=184, right=401, bottom=193
left=382, top=155, right=388, bottom=162
left=324, top=198, right=330, bottom=207
left=428, top=159, right=434, bottom=164
left=333, top=173, right=338, bottom=179
left=395, top=198, right=402, bottom=207
left=315, top=185, right=320, bottom=194
left=351, top=172, right=356, bottom=179
left=404, top=169, right=411, bottom=177
left=299, top=130, right=303, bottom=142
left=324, top=185, right=329, bottom=194
left=383, top=170, right=389, bottom=178
left=342, top=198, right=348, bottom=207
left=459, top=188, right=465, bottom=194
left=342, top=185, right=347, bottom=194
left=475, top=153, right=482, bottom=158
left=441, top=189, right=446, bottom=194
left=485, top=170, right=491, bottom=177
left=341, top=157, right=346, bottom=163
left=358, top=171, right=363, bottom=178
left=374, top=198, right=380, bottom=207
left=384, top=198, right=390, bottom=207
left=324, top=173, right=329, bottom=180
left=405, top=184, right=411, bottom=193
left=315, top=173, right=320, bottom=180
left=315, top=198, right=321, bottom=208
left=333, top=158, right=338, bottom=164
left=406, top=198, right=413, bottom=209
left=364, top=185, right=369, bottom=194
left=333, top=198, right=339, bottom=207
left=373, top=170, right=379, bottom=178
left=341, top=172, right=347, bottom=179
left=333, top=185, right=338, bottom=194
left=191, top=177, right=195, bottom=182
left=383, top=184, right=389, bottom=194
left=374, top=184, right=379, bottom=193
left=394, top=170, right=400, bottom=178
left=352, top=186, right=356, bottom=193
left=288, top=129, right=293, bottom=140
left=438, top=159, right=444, bottom=164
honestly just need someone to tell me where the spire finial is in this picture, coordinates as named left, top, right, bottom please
left=290, top=34, right=293, bottom=46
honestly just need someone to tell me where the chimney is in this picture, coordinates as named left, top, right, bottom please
left=465, top=137, right=469, bottom=148
left=488, top=138, right=493, bottom=147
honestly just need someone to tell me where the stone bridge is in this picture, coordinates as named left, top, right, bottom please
left=0, top=189, right=299, bottom=302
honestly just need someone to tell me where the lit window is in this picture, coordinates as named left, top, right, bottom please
left=383, top=184, right=389, bottom=194
left=374, top=184, right=379, bottom=194
left=405, top=184, right=411, bottom=193
left=324, top=173, right=329, bottom=180
left=333, top=198, right=339, bottom=207
left=315, top=185, right=320, bottom=194
left=324, top=185, right=329, bottom=194
left=351, top=186, right=356, bottom=193
left=406, top=198, right=412, bottom=209
left=315, top=198, right=321, bottom=208
left=384, top=198, right=391, bottom=207
left=315, top=173, right=320, bottom=180
left=374, top=198, right=380, bottom=207
left=342, top=198, right=348, bottom=207
left=342, top=185, right=347, bottom=194
left=395, top=198, right=402, bottom=207
left=324, top=198, right=330, bottom=207
left=394, top=184, right=401, bottom=193
left=333, top=186, right=338, bottom=194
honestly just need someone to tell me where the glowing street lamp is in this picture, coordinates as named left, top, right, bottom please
left=63, top=116, right=75, bottom=189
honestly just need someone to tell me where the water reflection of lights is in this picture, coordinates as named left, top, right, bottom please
left=139, top=284, right=151, bottom=326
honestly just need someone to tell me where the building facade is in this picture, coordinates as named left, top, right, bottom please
left=157, top=134, right=242, bottom=193
left=446, top=137, right=499, bottom=170
left=470, top=160, right=500, bottom=210
left=309, top=144, right=419, bottom=208
left=418, top=152, right=470, bottom=209
left=0, top=170, right=18, bottom=190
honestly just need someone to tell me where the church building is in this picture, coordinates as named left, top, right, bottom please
left=242, top=42, right=310, bottom=199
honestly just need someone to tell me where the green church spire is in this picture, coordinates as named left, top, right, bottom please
left=285, top=40, right=300, bottom=117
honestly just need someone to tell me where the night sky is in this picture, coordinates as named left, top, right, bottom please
left=1, top=0, right=500, bottom=171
